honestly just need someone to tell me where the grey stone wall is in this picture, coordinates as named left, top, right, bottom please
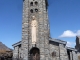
left=70, top=52, right=72, bottom=60
left=59, top=44, right=68, bottom=60
left=77, top=52, right=80, bottom=60
left=13, top=46, right=19, bottom=59
left=72, top=51, right=78, bottom=60
left=19, top=46, right=21, bottom=58
left=49, top=41, right=69, bottom=60
left=38, top=0, right=50, bottom=60
left=21, top=0, right=29, bottom=60
left=49, top=42, right=59, bottom=60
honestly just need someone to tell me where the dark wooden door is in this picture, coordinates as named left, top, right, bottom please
left=30, top=47, right=40, bottom=60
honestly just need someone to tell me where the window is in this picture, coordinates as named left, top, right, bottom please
left=35, top=9, right=38, bottom=12
left=35, top=1, right=38, bottom=5
left=30, top=2, right=33, bottom=6
left=30, top=9, right=33, bottom=13
left=52, top=51, right=56, bottom=57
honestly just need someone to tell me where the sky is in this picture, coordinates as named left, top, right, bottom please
left=0, top=0, right=80, bottom=49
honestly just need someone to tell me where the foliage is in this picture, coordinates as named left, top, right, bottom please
left=0, top=50, right=13, bottom=57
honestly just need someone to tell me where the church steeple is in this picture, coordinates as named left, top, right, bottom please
left=21, top=0, right=50, bottom=60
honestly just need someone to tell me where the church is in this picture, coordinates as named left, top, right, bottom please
left=12, top=0, right=78, bottom=60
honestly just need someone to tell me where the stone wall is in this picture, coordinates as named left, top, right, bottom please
left=72, top=51, right=78, bottom=60
left=13, top=46, right=19, bottom=59
left=59, top=44, right=68, bottom=60
left=49, top=41, right=69, bottom=60
left=77, top=53, right=80, bottom=60
left=13, top=45, right=22, bottom=59
left=49, top=42, right=59, bottom=60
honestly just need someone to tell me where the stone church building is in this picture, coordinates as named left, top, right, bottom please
left=12, top=0, right=78, bottom=60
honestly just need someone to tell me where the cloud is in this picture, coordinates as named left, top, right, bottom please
left=59, top=30, right=80, bottom=38
left=66, top=41, right=76, bottom=47
left=76, top=30, right=80, bottom=35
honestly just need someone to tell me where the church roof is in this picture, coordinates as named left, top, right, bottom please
left=12, top=38, right=67, bottom=47
left=12, top=41, right=21, bottom=47
left=49, top=38, right=67, bottom=45
left=12, top=39, right=77, bottom=52
left=67, top=47, right=77, bottom=51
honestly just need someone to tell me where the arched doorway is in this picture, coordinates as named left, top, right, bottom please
left=29, top=47, right=40, bottom=60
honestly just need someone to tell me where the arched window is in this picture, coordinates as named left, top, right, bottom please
left=52, top=51, right=56, bottom=57
left=35, top=9, right=38, bottom=12
left=30, top=2, right=33, bottom=6
left=35, top=1, right=38, bottom=5
left=30, top=9, right=33, bottom=13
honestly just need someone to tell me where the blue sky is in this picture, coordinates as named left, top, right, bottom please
left=0, top=0, right=80, bottom=49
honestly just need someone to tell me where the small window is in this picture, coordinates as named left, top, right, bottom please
left=30, top=9, right=33, bottom=13
left=35, top=1, right=38, bottom=5
left=52, top=51, right=56, bottom=57
left=35, top=9, right=38, bottom=12
left=30, top=2, right=33, bottom=6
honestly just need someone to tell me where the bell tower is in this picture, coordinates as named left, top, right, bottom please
left=21, top=0, right=50, bottom=60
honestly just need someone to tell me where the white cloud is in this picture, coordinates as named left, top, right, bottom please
left=76, top=30, right=80, bottom=35
left=66, top=41, right=76, bottom=47
left=59, top=30, right=80, bottom=38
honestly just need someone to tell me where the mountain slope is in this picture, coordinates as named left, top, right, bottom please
left=0, top=42, right=12, bottom=53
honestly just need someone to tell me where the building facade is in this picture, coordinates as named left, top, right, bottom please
left=12, top=0, right=78, bottom=60
left=75, top=36, right=80, bottom=60
left=75, top=36, right=80, bottom=52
